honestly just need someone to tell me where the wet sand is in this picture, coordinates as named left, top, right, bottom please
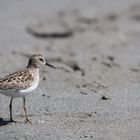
left=0, top=0, right=140, bottom=139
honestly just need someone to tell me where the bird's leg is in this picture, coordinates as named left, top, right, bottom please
left=9, top=97, right=15, bottom=122
left=23, top=97, right=31, bottom=123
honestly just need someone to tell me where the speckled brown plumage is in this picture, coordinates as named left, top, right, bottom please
left=0, top=54, right=47, bottom=91
left=0, top=68, right=36, bottom=90
left=0, top=54, right=56, bottom=123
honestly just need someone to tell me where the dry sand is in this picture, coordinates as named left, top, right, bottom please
left=0, top=0, right=140, bottom=139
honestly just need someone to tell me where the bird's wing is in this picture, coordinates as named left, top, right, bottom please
left=0, top=69, right=33, bottom=90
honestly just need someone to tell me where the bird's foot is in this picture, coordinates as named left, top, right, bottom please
left=10, top=118, right=16, bottom=123
left=25, top=118, right=32, bottom=123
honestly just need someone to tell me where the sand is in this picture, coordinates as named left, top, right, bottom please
left=0, top=0, right=140, bottom=139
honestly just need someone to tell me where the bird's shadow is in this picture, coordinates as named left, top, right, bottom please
left=0, top=118, right=13, bottom=126
left=0, top=115, right=34, bottom=126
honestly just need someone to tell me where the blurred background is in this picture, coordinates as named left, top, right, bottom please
left=0, top=0, right=140, bottom=69
left=1, top=0, right=140, bottom=140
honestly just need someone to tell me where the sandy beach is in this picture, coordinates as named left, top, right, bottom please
left=0, top=0, right=140, bottom=139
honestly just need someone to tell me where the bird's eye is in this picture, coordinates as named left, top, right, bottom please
left=39, top=58, right=44, bottom=62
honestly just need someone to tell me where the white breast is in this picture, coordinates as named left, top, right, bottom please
left=0, top=81, right=39, bottom=98
left=0, top=69, right=40, bottom=98
left=19, top=81, right=39, bottom=95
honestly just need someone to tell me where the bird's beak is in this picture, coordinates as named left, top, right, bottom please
left=45, top=62, right=56, bottom=68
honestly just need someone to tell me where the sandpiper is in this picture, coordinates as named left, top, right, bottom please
left=0, top=54, right=56, bottom=123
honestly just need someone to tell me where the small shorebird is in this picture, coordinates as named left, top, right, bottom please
left=0, top=54, right=56, bottom=123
